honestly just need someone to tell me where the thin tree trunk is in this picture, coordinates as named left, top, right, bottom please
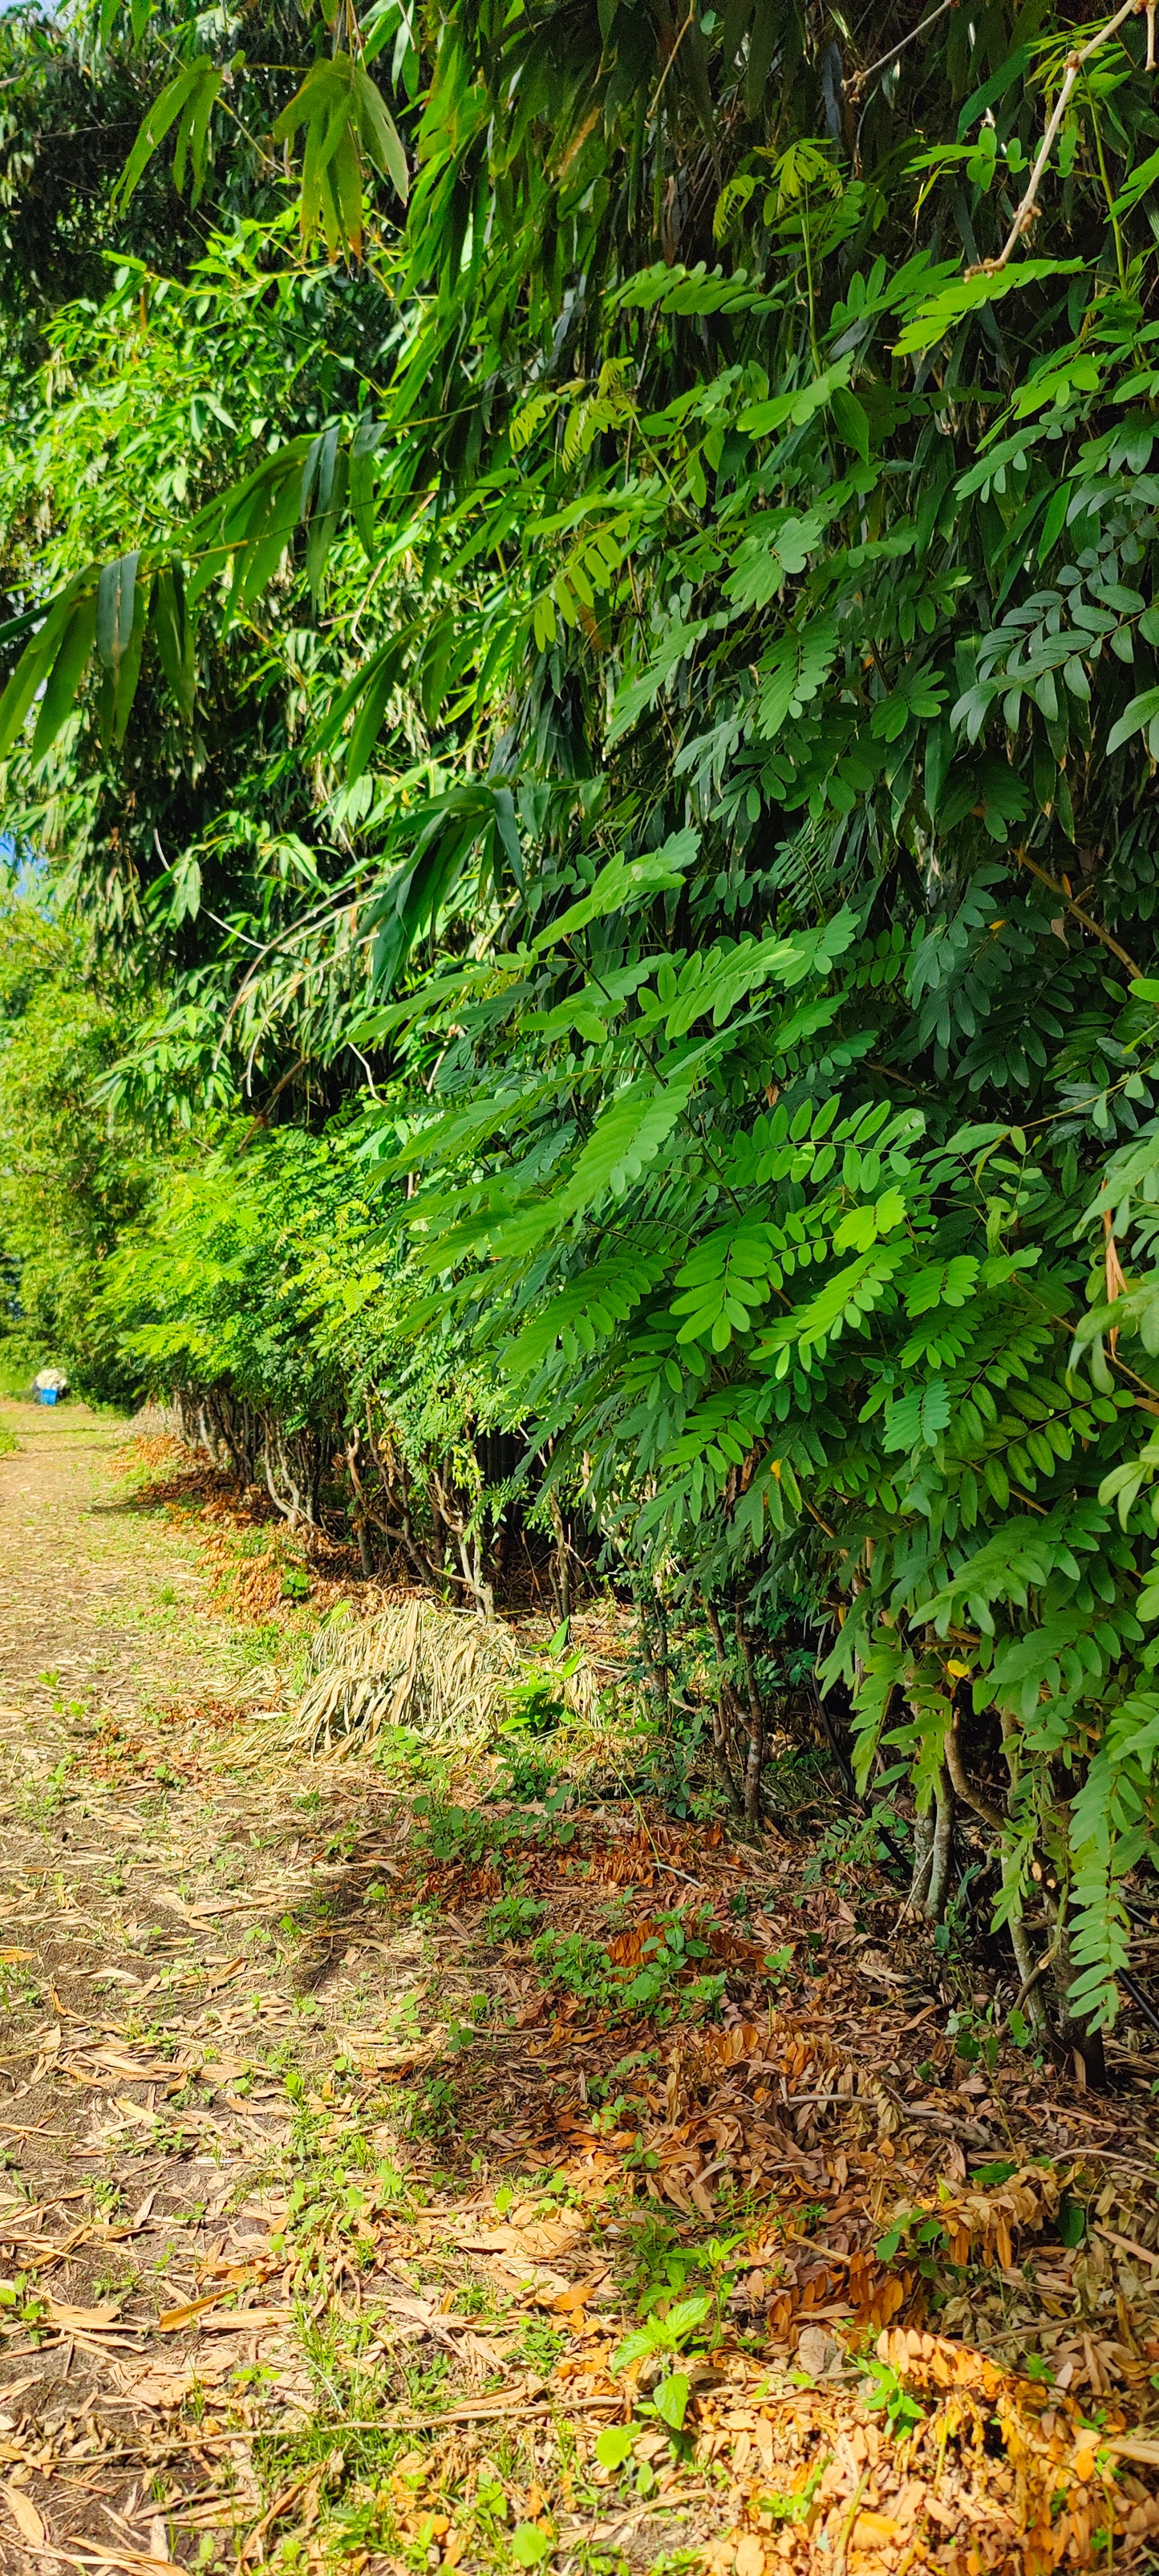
left=995, top=1709, right=1046, bottom=2030
left=636, top=1588, right=671, bottom=1743
left=1047, top=1897, right=1107, bottom=2089
left=261, top=1429, right=295, bottom=1523
left=549, top=1492, right=571, bottom=1620
left=734, top=1604, right=765, bottom=1831
left=1007, top=1907, right=1048, bottom=2034
left=345, top=1430, right=375, bottom=1576
left=910, top=1807, right=935, bottom=1913
left=703, top=1600, right=744, bottom=1818
left=926, top=1763, right=954, bottom=1923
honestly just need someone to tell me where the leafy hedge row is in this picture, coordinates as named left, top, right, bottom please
left=3, top=0, right=1159, bottom=2044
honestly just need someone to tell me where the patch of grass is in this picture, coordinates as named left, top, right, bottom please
left=0, top=1338, right=39, bottom=1401
left=396, top=2072, right=457, bottom=2140
left=0, top=1961, right=43, bottom=2012
left=250, top=2371, right=586, bottom=2576
left=516, top=2316, right=566, bottom=2375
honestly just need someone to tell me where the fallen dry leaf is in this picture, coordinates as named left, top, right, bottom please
left=1095, top=2223, right=1159, bottom=2270
left=853, top=2511, right=902, bottom=2547
left=1108, top=2436, right=1159, bottom=2467
left=157, top=2287, right=248, bottom=2331
left=182, top=2304, right=292, bottom=2333
left=2, top=2481, right=47, bottom=2547
left=451, top=2213, right=587, bottom=2262
left=43, top=2295, right=123, bottom=2329
left=63, top=2548, right=181, bottom=2574
left=110, top=2096, right=159, bottom=2130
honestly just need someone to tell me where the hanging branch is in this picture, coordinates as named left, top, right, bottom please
left=944, top=1714, right=1007, bottom=1832
left=848, top=0, right=958, bottom=100
left=975, top=0, right=1153, bottom=278
left=1013, top=850, right=1143, bottom=981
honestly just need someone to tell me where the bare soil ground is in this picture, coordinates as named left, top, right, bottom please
left=2, top=1403, right=1159, bottom=2576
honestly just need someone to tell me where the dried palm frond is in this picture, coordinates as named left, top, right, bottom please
left=287, top=1597, right=525, bottom=1756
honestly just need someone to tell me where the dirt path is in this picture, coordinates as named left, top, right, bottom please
left=2, top=1406, right=1159, bottom=2576
left=0, top=1399, right=217, bottom=1715
left=0, top=1405, right=412, bottom=2570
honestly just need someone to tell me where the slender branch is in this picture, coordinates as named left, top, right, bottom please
left=703, top=1600, right=745, bottom=1817
left=926, top=1764, right=954, bottom=1922
left=944, top=1715, right=1007, bottom=1833
left=975, top=0, right=1146, bottom=278
left=1013, top=847, right=1143, bottom=980
left=648, top=6, right=696, bottom=119
left=1009, top=1927, right=1060, bottom=2022
left=233, top=1055, right=310, bottom=1148
left=1120, top=1964, right=1159, bottom=2040
left=849, top=0, right=956, bottom=98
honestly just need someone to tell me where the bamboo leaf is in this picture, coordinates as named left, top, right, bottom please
left=350, top=417, right=385, bottom=557
left=95, top=553, right=140, bottom=679
left=31, top=592, right=98, bottom=757
left=151, top=562, right=196, bottom=724
left=346, top=642, right=403, bottom=780
left=116, top=58, right=218, bottom=207
left=0, top=573, right=95, bottom=761
left=351, top=62, right=408, bottom=201
left=111, top=573, right=152, bottom=744
left=1108, top=686, right=1159, bottom=756
left=274, top=52, right=405, bottom=259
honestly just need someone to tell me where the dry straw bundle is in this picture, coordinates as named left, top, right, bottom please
left=288, top=1596, right=525, bottom=1756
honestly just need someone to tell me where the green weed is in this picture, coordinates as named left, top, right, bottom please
left=398, top=2073, right=456, bottom=2139
left=517, top=2317, right=566, bottom=2375
left=531, top=1909, right=727, bottom=2027
left=531, top=1929, right=621, bottom=2011
left=861, top=2355, right=926, bottom=2436
left=483, top=1888, right=545, bottom=1944
left=622, top=2211, right=744, bottom=2331
left=755, top=2459, right=828, bottom=2525
left=875, top=2209, right=950, bottom=2278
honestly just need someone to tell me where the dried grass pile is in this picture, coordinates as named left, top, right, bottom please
left=288, top=1597, right=525, bottom=1755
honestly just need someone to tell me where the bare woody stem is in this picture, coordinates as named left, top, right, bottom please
left=734, top=1605, right=766, bottom=1830
left=849, top=0, right=957, bottom=99
left=1014, top=848, right=1143, bottom=981
left=944, top=1714, right=1007, bottom=1833
left=975, top=0, right=1149, bottom=278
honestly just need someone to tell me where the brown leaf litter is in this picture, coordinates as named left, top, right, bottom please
left=1, top=1407, right=1158, bottom=2574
